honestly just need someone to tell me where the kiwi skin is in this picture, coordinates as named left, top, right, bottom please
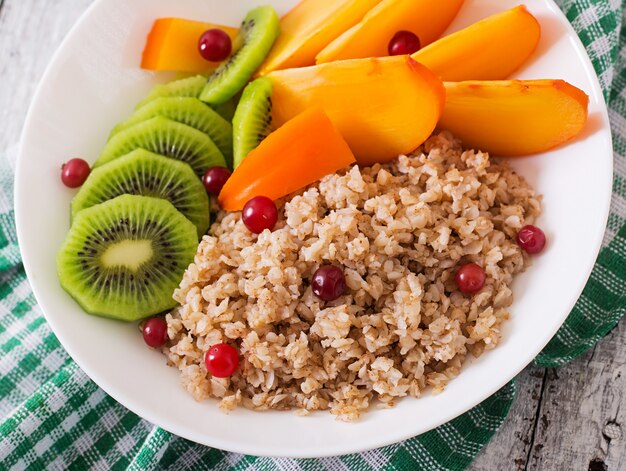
left=232, top=78, right=273, bottom=168
left=71, top=150, right=210, bottom=237
left=213, top=98, right=238, bottom=122
left=95, top=116, right=227, bottom=175
left=199, top=6, right=280, bottom=106
left=57, top=194, right=198, bottom=322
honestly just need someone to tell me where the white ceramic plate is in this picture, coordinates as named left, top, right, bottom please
left=15, top=0, right=612, bottom=458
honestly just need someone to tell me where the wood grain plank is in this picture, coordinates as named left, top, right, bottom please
left=526, top=317, right=626, bottom=471
left=0, top=0, right=92, bottom=154
left=468, top=367, right=546, bottom=470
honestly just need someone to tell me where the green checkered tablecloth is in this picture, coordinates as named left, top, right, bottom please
left=1, top=0, right=625, bottom=469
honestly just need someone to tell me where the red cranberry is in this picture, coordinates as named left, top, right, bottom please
left=205, top=343, right=239, bottom=378
left=388, top=31, right=421, bottom=56
left=61, top=158, right=91, bottom=188
left=242, top=196, right=278, bottom=234
left=198, top=29, right=232, bottom=62
left=202, top=166, right=231, bottom=196
left=142, top=317, right=168, bottom=348
left=517, top=225, right=546, bottom=254
left=455, top=263, right=486, bottom=295
left=312, top=265, right=346, bottom=301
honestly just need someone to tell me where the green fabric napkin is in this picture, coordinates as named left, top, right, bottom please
left=1, top=0, right=625, bottom=469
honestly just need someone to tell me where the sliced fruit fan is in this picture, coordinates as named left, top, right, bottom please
left=57, top=0, right=589, bottom=324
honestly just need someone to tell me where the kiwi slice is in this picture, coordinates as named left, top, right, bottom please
left=72, top=150, right=210, bottom=237
left=232, top=78, right=273, bottom=168
left=109, top=97, right=233, bottom=162
left=95, top=117, right=227, bottom=175
left=135, top=75, right=207, bottom=110
left=199, top=6, right=280, bottom=106
left=212, top=98, right=238, bottom=122
left=136, top=76, right=236, bottom=122
left=57, top=194, right=198, bottom=321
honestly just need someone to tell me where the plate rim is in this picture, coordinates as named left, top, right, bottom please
left=14, top=0, right=614, bottom=458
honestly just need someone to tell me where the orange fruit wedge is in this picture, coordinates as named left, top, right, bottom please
left=316, top=0, right=464, bottom=63
left=439, top=80, right=589, bottom=156
left=257, top=0, right=381, bottom=75
left=268, top=55, right=445, bottom=166
left=411, top=6, right=541, bottom=81
left=219, top=109, right=356, bottom=212
left=141, top=18, right=238, bottom=73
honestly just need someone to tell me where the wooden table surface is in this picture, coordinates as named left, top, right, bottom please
left=1, top=1, right=624, bottom=469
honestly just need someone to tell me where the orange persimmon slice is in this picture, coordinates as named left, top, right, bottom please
left=257, top=0, right=381, bottom=75
left=411, top=6, right=541, bottom=81
left=439, top=80, right=589, bottom=156
left=219, top=109, right=356, bottom=211
left=268, top=55, right=445, bottom=166
left=141, top=18, right=238, bottom=73
left=316, top=0, right=464, bottom=63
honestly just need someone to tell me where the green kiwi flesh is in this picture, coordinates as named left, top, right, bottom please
left=71, top=150, right=210, bottom=237
left=136, top=75, right=236, bottom=122
left=199, top=6, right=280, bottom=106
left=135, top=75, right=207, bottom=109
left=57, top=195, right=198, bottom=321
left=95, top=116, right=227, bottom=175
left=232, top=78, right=273, bottom=168
left=109, top=97, right=233, bottom=162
